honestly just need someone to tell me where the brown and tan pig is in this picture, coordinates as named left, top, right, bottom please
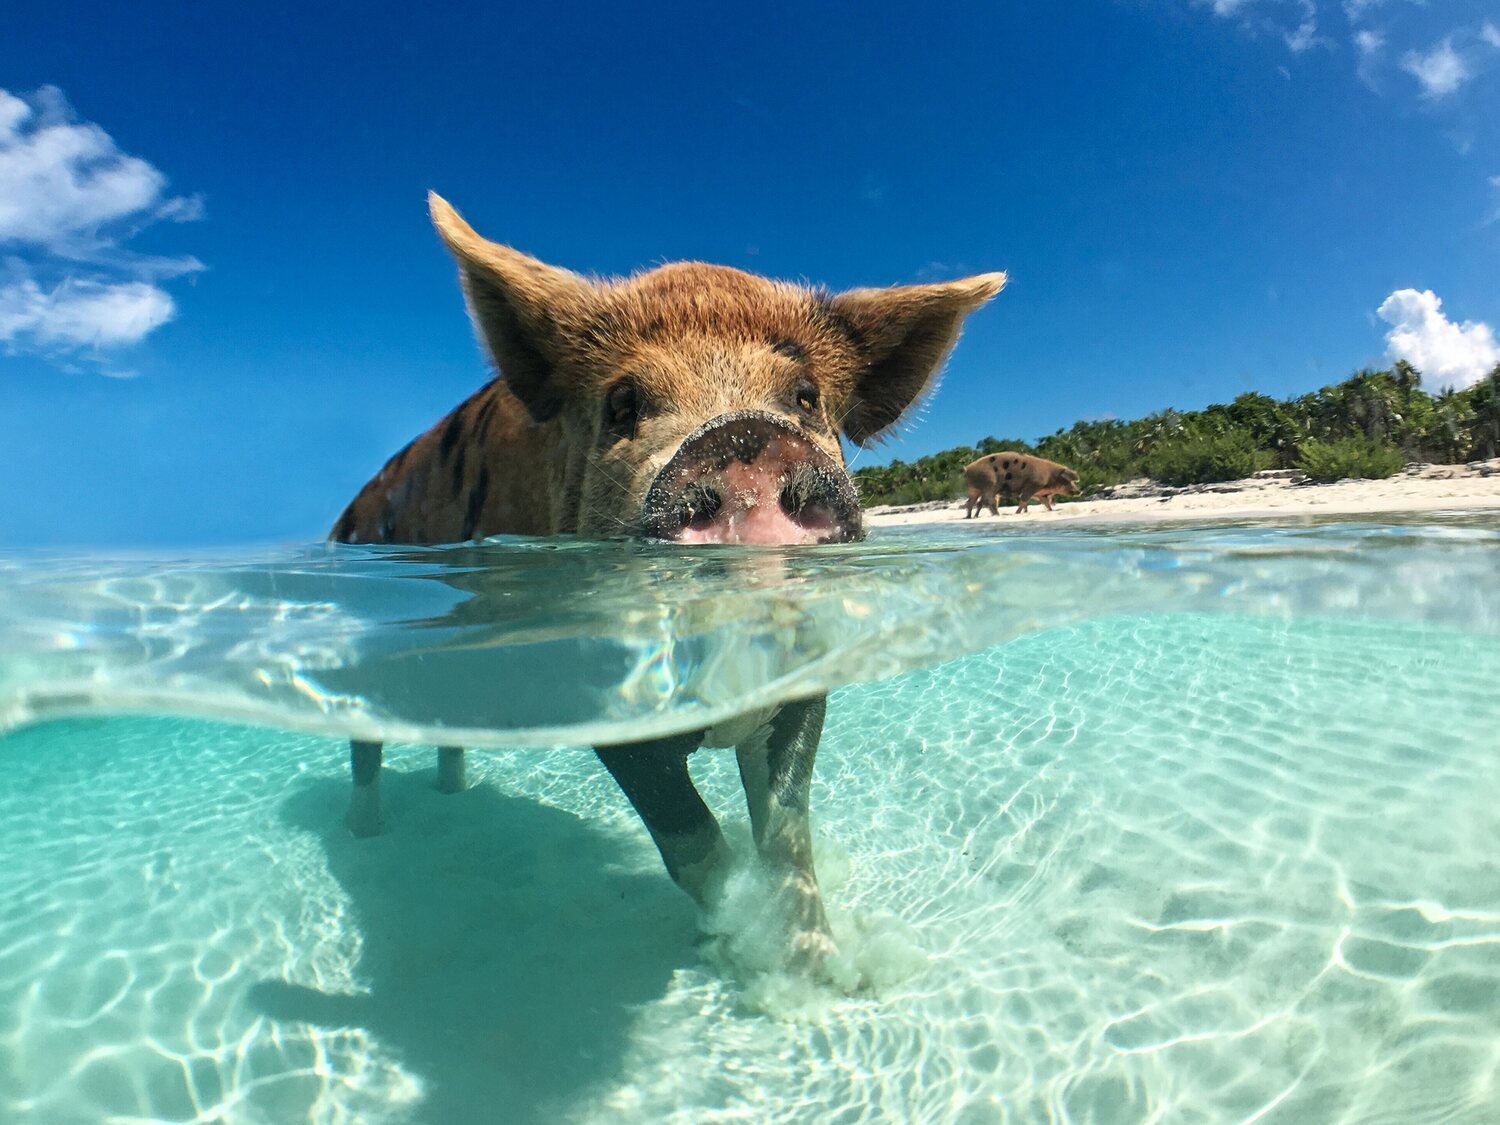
left=964, top=452, right=1080, bottom=517
left=331, top=193, right=1006, bottom=968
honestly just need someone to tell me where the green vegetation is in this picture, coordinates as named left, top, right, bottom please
left=854, top=361, right=1500, bottom=507
left=1297, top=436, right=1406, bottom=481
left=1146, top=432, right=1260, bottom=487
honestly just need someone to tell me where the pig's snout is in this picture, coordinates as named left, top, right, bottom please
left=641, top=411, right=862, bottom=545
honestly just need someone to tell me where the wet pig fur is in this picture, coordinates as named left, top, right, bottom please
left=331, top=193, right=1006, bottom=969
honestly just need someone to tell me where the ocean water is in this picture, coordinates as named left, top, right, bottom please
left=1, top=517, right=1497, bottom=1123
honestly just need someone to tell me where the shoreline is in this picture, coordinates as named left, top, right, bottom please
left=864, top=461, right=1500, bottom=528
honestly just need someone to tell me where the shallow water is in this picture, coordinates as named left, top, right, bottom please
left=5, top=517, right=1499, bottom=746
left=2, top=518, right=1498, bottom=1122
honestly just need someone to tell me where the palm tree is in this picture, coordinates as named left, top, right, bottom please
left=1467, top=365, right=1500, bottom=460
left=1393, top=360, right=1421, bottom=394
left=1431, top=390, right=1475, bottom=464
left=1131, top=409, right=1185, bottom=458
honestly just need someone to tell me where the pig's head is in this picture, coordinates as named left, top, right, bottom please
left=430, top=193, right=1006, bottom=545
left=1057, top=468, right=1082, bottom=497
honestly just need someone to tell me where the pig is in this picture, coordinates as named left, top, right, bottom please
left=964, top=452, right=1080, bottom=517
left=331, top=193, right=1006, bottom=965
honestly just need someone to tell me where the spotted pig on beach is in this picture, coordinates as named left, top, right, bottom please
left=964, top=452, right=1080, bottom=517
left=332, top=193, right=1006, bottom=968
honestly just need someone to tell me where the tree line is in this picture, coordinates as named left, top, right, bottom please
left=853, top=361, right=1500, bottom=508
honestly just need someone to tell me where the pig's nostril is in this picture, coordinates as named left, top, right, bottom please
left=676, top=482, right=722, bottom=530
left=779, top=474, right=835, bottom=528
left=640, top=412, right=865, bottom=543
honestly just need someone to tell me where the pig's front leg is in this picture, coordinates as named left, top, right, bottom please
left=736, top=695, right=837, bottom=965
left=595, top=730, right=728, bottom=906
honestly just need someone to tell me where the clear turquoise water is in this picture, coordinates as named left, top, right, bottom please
left=2, top=518, right=1498, bottom=1122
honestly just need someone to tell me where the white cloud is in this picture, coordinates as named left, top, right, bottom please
left=0, top=102, right=158, bottom=250
left=1377, top=289, right=1500, bottom=392
left=0, top=273, right=174, bottom=353
left=0, top=86, right=200, bottom=367
left=0, top=92, right=29, bottom=135
left=1343, top=0, right=1429, bottom=26
left=1353, top=27, right=1386, bottom=85
left=1401, top=38, right=1471, bottom=97
left=1200, top=0, right=1327, bottom=55
left=1189, top=4, right=1494, bottom=220
left=1285, top=19, right=1319, bottom=51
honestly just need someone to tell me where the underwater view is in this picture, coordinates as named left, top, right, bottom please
left=2, top=517, right=1498, bottom=1123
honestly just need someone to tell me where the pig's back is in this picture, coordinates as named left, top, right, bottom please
left=331, top=381, right=557, bottom=545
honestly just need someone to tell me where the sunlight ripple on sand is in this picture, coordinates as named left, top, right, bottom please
left=2, top=611, right=1497, bottom=1122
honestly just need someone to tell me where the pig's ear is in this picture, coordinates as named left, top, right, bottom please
left=829, top=273, right=1007, bottom=445
left=429, top=192, right=594, bottom=423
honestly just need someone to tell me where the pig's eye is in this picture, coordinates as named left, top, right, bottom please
left=794, top=378, right=821, bottom=415
left=603, top=381, right=642, bottom=441
left=772, top=339, right=806, bottom=362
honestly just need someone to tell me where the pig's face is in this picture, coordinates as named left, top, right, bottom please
left=430, top=194, right=1005, bottom=544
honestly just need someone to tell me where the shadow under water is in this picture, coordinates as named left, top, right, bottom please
left=250, top=767, right=694, bottom=1124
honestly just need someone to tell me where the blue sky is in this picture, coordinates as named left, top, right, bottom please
left=3, top=0, right=1499, bottom=547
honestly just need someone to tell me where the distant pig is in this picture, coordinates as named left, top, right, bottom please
left=964, top=452, right=1080, bottom=517
left=331, top=193, right=1006, bottom=968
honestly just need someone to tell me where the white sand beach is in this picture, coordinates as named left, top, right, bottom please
left=865, top=460, right=1500, bottom=528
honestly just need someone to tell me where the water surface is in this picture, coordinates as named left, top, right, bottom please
left=1, top=517, right=1497, bottom=1122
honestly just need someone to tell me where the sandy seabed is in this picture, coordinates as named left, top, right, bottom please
left=865, top=461, right=1500, bottom=528
left=6, top=614, right=1500, bottom=1124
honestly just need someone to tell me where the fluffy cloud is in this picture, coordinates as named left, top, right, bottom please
left=1342, top=0, right=1429, bottom=22
left=0, top=276, right=175, bottom=352
left=1207, top=3, right=1496, bottom=100
left=1400, top=38, right=1471, bottom=97
left=1377, top=289, right=1500, bottom=392
left=1192, top=3, right=1497, bottom=222
left=1352, top=27, right=1386, bottom=83
left=1285, top=19, right=1320, bottom=51
left=0, top=86, right=200, bottom=365
left=1202, top=0, right=1325, bottom=49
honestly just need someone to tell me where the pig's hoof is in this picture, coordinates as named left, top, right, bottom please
left=788, top=927, right=842, bottom=973
left=345, top=808, right=383, bottom=838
